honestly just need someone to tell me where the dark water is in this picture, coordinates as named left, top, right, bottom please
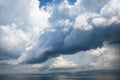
left=0, top=74, right=120, bottom=80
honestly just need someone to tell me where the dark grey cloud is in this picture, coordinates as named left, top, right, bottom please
left=18, top=0, right=120, bottom=64
left=0, top=49, right=19, bottom=60
left=21, top=22, right=120, bottom=64
left=0, top=0, right=120, bottom=69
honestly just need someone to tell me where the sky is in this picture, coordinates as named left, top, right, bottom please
left=0, top=0, right=120, bottom=74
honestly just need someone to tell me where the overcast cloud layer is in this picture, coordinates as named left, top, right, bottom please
left=0, top=0, right=120, bottom=73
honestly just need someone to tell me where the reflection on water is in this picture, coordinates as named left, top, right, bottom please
left=0, top=74, right=120, bottom=80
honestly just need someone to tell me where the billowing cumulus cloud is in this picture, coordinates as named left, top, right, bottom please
left=0, top=0, right=120, bottom=73
left=17, top=0, right=120, bottom=64
left=0, top=0, right=50, bottom=60
left=0, top=23, right=29, bottom=60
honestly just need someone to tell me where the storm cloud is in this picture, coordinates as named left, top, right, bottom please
left=0, top=0, right=120, bottom=74
left=20, top=22, right=120, bottom=64
left=18, top=0, right=120, bottom=64
left=0, top=0, right=120, bottom=66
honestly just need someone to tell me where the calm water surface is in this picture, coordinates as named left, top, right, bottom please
left=0, top=74, right=120, bottom=80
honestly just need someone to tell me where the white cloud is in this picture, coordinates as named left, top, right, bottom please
left=74, top=13, right=95, bottom=30
left=58, top=0, right=72, bottom=11
left=0, top=0, right=51, bottom=60
left=86, top=44, right=108, bottom=57
left=50, top=56, right=77, bottom=68
left=0, top=0, right=50, bottom=29
left=100, top=0, right=120, bottom=17
left=0, top=23, right=29, bottom=55
left=92, top=0, right=120, bottom=27
left=58, top=19, right=73, bottom=27
left=88, top=44, right=120, bottom=69
left=92, top=17, right=107, bottom=27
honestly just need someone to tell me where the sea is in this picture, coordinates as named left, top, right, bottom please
left=0, top=74, right=120, bottom=80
